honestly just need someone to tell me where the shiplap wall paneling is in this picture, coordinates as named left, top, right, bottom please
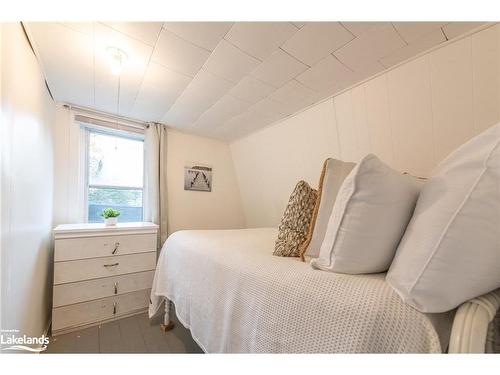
left=230, top=24, right=500, bottom=228
left=266, top=116, right=310, bottom=218
left=333, top=91, right=359, bottom=162
left=429, top=37, right=474, bottom=164
left=351, top=85, right=372, bottom=159
left=230, top=99, right=339, bottom=227
left=229, top=127, right=285, bottom=227
left=288, top=99, right=341, bottom=186
left=386, top=56, right=435, bottom=176
left=363, top=75, right=395, bottom=166
left=472, top=24, right=500, bottom=134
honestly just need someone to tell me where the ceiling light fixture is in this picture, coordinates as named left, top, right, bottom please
left=106, top=46, right=128, bottom=76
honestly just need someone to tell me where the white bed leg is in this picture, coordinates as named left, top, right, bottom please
left=449, top=289, right=500, bottom=353
left=160, top=298, right=174, bottom=332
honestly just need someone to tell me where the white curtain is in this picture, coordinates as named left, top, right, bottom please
left=54, top=107, right=87, bottom=224
left=144, top=123, right=168, bottom=248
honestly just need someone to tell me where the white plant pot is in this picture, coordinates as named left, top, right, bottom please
left=104, top=217, right=118, bottom=226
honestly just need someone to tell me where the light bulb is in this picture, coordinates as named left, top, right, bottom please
left=106, top=47, right=127, bottom=76
left=110, top=61, right=123, bottom=76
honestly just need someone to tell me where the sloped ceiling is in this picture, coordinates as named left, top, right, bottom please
left=25, top=22, right=487, bottom=141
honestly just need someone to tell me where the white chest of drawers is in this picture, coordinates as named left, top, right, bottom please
left=52, top=222, right=158, bottom=336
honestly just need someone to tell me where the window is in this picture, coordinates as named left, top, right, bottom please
left=86, top=129, right=144, bottom=223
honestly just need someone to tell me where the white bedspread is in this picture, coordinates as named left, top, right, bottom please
left=149, top=228, right=452, bottom=353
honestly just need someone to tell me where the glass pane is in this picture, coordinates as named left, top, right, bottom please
left=88, top=131, right=144, bottom=188
left=88, top=187, right=143, bottom=223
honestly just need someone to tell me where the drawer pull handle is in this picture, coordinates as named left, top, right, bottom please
left=114, top=282, right=118, bottom=295
left=111, top=242, right=120, bottom=255
left=103, top=262, right=119, bottom=268
left=113, top=302, right=117, bottom=315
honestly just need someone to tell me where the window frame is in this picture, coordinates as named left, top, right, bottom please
left=83, top=127, right=146, bottom=223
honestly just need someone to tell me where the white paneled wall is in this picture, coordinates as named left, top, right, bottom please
left=386, top=55, right=435, bottom=176
left=429, top=38, right=474, bottom=163
left=231, top=24, right=500, bottom=227
left=363, top=75, right=394, bottom=166
left=231, top=100, right=337, bottom=226
left=472, top=25, right=500, bottom=134
left=334, top=91, right=358, bottom=161
left=1, top=23, right=56, bottom=340
left=351, top=86, right=371, bottom=157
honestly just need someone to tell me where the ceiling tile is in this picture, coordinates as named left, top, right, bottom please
left=340, top=22, right=388, bottom=36
left=334, top=23, right=406, bottom=72
left=442, top=22, right=487, bottom=40
left=163, top=22, right=233, bottom=51
left=26, top=22, right=94, bottom=108
left=218, top=100, right=284, bottom=135
left=102, top=22, right=163, bottom=46
left=162, top=69, right=234, bottom=127
left=92, top=72, right=120, bottom=115
left=227, top=76, right=276, bottom=104
left=270, top=98, right=315, bottom=118
left=217, top=103, right=284, bottom=141
left=142, top=61, right=192, bottom=90
left=392, top=22, right=448, bottom=43
left=27, top=21, right=490, bottom=142
left=268, top=80, right=318, bottom=115
left=131, top=87, right=175, bottom=122
left=292, top=22, right=306, bottom=29
left=252, top=97, right=288, bottom=117
left=281, top=22, right=355, bottom=65
left=351, top=60, right=386, bottom=82
left=296, top=55, right=355, bottom=92
left=131, top=62, right=192, bottom=121
left=59, top=22, right=94, bottom=35
left=152, top=28, right=210, bottom=77
left=381, top=28, right=447, bottom=68
left=214, top=115, right=256, bottom=140
left=203, top=40, right=261, bottom=83
left=225, top=22, right=298, bottom=60
left=222, top=110, right=258, bottom=129
left=250, top=49, right=308, bottom=88
left=268, top=79, right=317, bottom=104
left=93, top=23, right=154, bottom=115
left=193, top=95, right=253, bottom=128
left=309, top=89, right=336, bottom=104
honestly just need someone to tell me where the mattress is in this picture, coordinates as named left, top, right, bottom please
left=149, top=228, right=453, bottom=353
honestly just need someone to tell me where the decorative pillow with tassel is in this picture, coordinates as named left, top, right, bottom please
left=273, top=180, right=318, bottom=257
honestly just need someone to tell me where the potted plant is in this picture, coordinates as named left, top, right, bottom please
left=101, top=208, right=120, bottom=226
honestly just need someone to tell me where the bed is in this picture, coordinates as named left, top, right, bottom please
left=148, top=227, right=494, bottom=353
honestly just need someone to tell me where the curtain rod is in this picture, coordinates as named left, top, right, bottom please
left=62, top=103, right=148, bottom=129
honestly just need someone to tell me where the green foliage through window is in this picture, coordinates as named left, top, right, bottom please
left=86, top=129, right=144, bottom=223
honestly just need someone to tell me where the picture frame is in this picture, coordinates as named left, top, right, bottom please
left=184, top=164, right=212, bottom=192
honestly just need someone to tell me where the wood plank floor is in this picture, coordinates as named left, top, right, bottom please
left=44, top=311, right=203, bottom=354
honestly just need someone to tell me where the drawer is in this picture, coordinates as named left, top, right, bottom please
left=53, top=270, right=155, bottom=307
left=52, top=289, right=150, bottom=332
left=55, top=233, right=157, bottom=262
left=54, top=252, right=156, bottom=285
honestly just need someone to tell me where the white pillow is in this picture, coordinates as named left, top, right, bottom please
left=311, top=154, right=420, bottom=274
left=302, top=158, right=355, bottom=260
left=387, top=124, right=500, bottom=313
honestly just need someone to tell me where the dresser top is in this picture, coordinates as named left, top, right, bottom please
left=54, top=222, right=159, bottom=236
